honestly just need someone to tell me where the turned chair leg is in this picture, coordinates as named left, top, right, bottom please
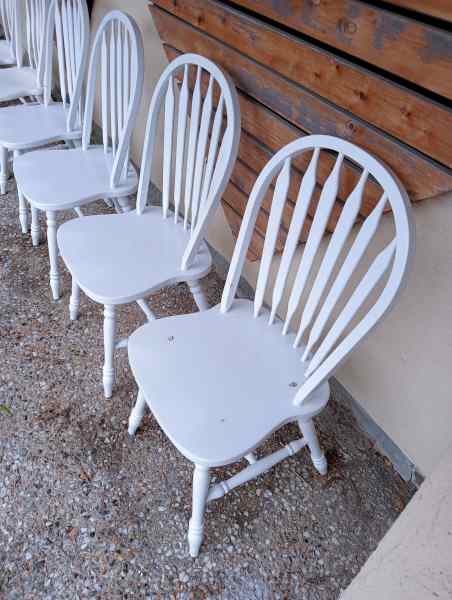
left=102, top=304, right=116, bottom=398
left=31, top=206, right=40, bottom=246
left=128, top=388, right=147, bottom=435
left=69, top=278, right=81, bottom=321
left=298, top=419, right=328, bottom=475
left=188, top=464, right=210, bottom=558
left=188, top=279, right=209, bottom=312
left=14, top=150, right=28, bottom=233
left=17, top=186, right=28, bottom=234
left=46, top=210, right=60, bottom=300
left=0, top=146, right=8, bottom=195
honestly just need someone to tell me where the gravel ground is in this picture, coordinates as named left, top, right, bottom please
left=0, top=171, right=416, bottom=599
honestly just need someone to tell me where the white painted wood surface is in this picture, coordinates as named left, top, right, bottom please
left=58, top=207, right=212, bottom=305
left=13, top=10, right=144, bottom=308
left=128, top=134, right=413, bottom=556
left=57, top=53, right=240, bottom=398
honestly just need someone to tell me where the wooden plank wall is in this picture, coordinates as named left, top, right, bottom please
left=150, top=0, right=452, bottom=259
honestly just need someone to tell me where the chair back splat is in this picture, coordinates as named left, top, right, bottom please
left=136, top=53, right=241, bottom=270
left=82, top=10, right=144, bottom=188
left=221, top=135, right=414, bottom=407
left=25, top=0, right=49, bottom=70
left=42, top=0, right=90, bottom=130
left=1, top=0, right=24, bottom=66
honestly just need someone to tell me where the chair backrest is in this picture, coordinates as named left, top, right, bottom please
left=40, top=0, right=89, bottom=131
left=25, top=0, right=50, bottom=73
left=135, top=53, right=241, bottom=270
left=82, top=10, right=144, bottom=188
left=221, top=135, right=414, bottom=407
left=1, top=0, right=24, bottom=66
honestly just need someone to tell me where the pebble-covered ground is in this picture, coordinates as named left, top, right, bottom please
left=0, top=171, right=416, bottom=599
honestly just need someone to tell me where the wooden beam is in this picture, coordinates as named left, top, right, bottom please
left=387, top=0, right=452, bottom=23
left=225, top=180, right=287, bottom=251
left=154, top=0, right=452, bottom=169
left=221, top=197, right=261, bottom=261
left=154, top=9, right=452, bottom=201
left=226, top=0, right=452, bottom=101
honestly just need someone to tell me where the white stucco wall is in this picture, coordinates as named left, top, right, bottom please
left=92, top=0, right=452, bottom=476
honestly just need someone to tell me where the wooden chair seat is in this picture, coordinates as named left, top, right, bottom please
left=128, top=299, right=329, bottom=467
left=0, top=67, right=41, bottom=102
left=14, top=145, right=138, bottom=211
left=0, top=103, right=80, bottom=149
left=58, top=206, right=211, bottom=305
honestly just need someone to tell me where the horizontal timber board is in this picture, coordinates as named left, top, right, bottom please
left=221, top=198, right=261, bottom=261
left=222, top=183, right=287, bottom=255
left=386, top=0, right=452, bottom=23
left=227, top=0, right=452, bottom=101
left=154, top=0, right=452, bottom=169
left=154, top=10, right=452, bottom=201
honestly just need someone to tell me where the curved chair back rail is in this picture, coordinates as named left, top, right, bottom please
left=41, top=0, right=90, bottom=131
left=221, top=134, right=414, bottom=407
left=136, top=53, right=241, bottom=271
left=82, top=10, right=144, bottom=189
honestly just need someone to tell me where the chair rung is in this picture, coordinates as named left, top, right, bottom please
left=207, top=438, right=308, bottom=503
left=115, top=337, right=128, bottom=350
left=136, top=299, right=156, bottom=321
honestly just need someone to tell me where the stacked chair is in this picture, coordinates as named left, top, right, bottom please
left=2, top=0, right=414, bottom=558
left=0, top=0, right=89, bottom=234
left=14, top=9, right=144, bottom=303
left=0, top=0, right=51, bottom=195
left=0, top=0, right=48, bottom=103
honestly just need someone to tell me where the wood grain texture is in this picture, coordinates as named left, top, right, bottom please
left=155, top=11, right=452, bottom=201
left=387, top=0, right=452, bottom=23
left=221, top=187, right=262, bottom=261
left=155, top=0, right=452, bottom=169
left=228, top=0, right=452, bottom=100
left=151, top=0, right=452, bottom=259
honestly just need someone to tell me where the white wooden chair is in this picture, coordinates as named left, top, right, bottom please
left=0, top=0, right=49, bottom=102
left=126, top=134, right=414, bottom=557
left=0, top=0, right=90, bottom=242
left=13, top=10, right=144, bottom=302
left=56, top=54, right=241, bottom=398
left=0, top=0, right=23, bottom=67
